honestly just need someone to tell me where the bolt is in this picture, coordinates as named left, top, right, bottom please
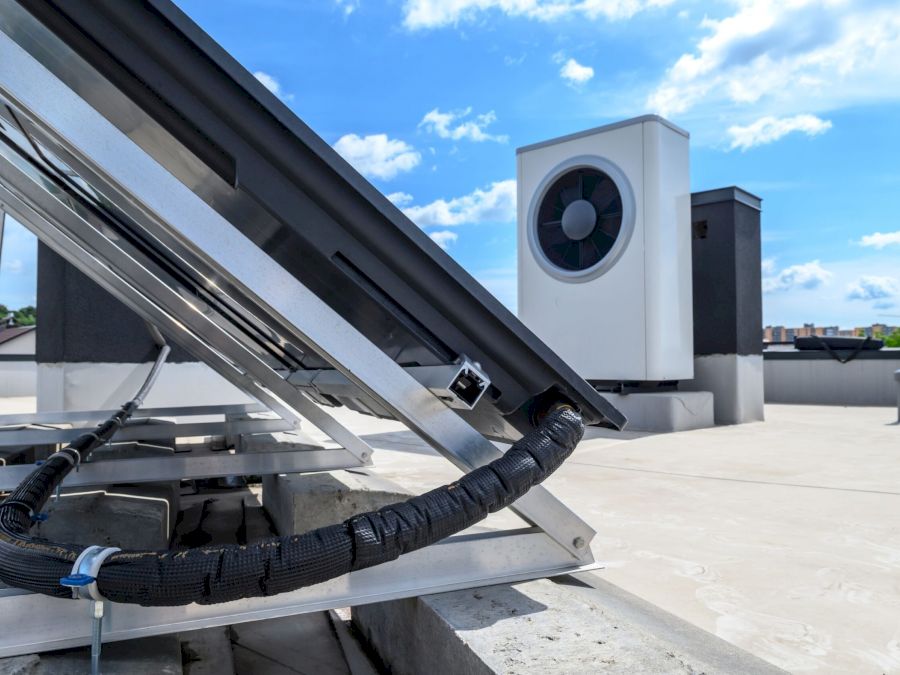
left=573, top=537, right=586, bottom=549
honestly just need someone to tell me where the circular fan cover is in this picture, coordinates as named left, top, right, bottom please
left=535, top=167, right=623, bottom=273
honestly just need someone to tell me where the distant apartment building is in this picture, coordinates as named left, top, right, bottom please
left=764, top=323, right=838, bottom=342
left=764, top=323, right=898, bottom=343
left=860, top=323, right=890, bottom=338
left=763, top=325, right=787, bottom=342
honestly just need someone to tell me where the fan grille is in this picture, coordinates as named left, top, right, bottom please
left=535, top=167, right=623, bottom=272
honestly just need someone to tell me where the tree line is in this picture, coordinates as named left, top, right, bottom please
left=0, top=304, right=36, bottom=326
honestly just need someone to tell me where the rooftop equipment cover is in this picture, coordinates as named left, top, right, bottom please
left=7, top=0, right=625, bottom=438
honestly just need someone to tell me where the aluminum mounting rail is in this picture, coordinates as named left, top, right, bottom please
left=0, top=446, right=366, bottom=492
left=0, top=417, right=291, bottom=447
left=0, top=402, right=268, bottom=427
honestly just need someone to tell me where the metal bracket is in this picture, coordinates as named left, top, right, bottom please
left=406, top=357, right=491, bottom=410
left=289, top=357, right=491, bottom=413
left=284, top=357, right=490, bottom=417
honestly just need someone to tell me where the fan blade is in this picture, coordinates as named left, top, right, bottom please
left=582, top=174, right=599, bottom=200
left=561, top=241, right=579, bottom=268
left=548, top=237, right=572, bottom=256
left=579, top=241, right=594, bottom=268
left=539, top=219, right=562, bottom=228
left=560, top=186, right=580, bottom=207
left=541, top=225, right=570, bottom=247
left=596, top=217, right=619, bottom=238
left=600, top=197, right=622, bottom=217
left=589, top=177, right=618, bottom=212
left=587, top=175, right=607, bottom=200
left=591, top=228, right=615, bottom=258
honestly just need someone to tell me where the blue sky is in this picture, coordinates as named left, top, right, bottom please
left=3, top=0, right=900, bottom=329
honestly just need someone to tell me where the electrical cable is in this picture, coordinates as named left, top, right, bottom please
left=0, top=342, right=584, bottom=606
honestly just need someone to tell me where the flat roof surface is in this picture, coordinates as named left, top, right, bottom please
left=3, top=396, right=894, bottom=672
left=312, top=402, right=900, bottom=674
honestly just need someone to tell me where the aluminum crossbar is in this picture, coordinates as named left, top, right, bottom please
left=0, top=446, right=365, bottom=491
left=0, top=402, right=268, bottom=426
left=0, top=417, right=292, bottom=447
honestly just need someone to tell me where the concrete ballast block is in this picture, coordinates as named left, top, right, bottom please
left=682, top=353, right=764, bottom=425
left=354, top=577, right=785, bottom=675
left=34, top=482, right=179, bottom=549
left=263, top=469, right=411, bottom=535
left=598, top=391, right=714, bottom=432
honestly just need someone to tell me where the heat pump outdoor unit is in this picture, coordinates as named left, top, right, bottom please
left=517, top=115, right=694, bottom=384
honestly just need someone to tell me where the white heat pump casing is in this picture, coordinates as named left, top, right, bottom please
left=517, top=115, right=693, bottom=382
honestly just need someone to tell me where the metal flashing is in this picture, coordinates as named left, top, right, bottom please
left=691, top=186, right=762, bottom=211
left=517, top=115, right=690, bottom=155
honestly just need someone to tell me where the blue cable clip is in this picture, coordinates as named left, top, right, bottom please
left=60, top=573, right=95, bottom=589
left=59, top=546, right=121, bottom=600
left=31, top=512, right=49, bottom=522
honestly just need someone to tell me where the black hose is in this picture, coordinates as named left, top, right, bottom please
left=0, top=351, right=584, bottom=606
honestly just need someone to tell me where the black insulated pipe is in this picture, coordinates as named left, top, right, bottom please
left=0, top=345, right=584, bottom=606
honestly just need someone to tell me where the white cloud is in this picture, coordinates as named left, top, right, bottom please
left=763, top=259, right=832, bottom=293
left=647, top=1, right=900, bottom=119
left=859, top=230, right=900, bottom=249
left=428, top=230, right=459, bottom=249
left=403, top=0, right=674, bottom=30
left=419, top=108, right=508, bottom=143
left=333, top=133, right=422, bottom=180
left=761, top=257, right=777, bottom=275
left=0, top=258, right=23, bottom=274
left=559, top=58, right=594, bottom=86
left=846, top=275, right=900, bottom=301
left=386, top=191, right=414, bottom=206
left=728, top=114, right=831, bottom=150
left=335, top=0, right=359, bottom=16
left=402, top=179, right=516, bottom=226
left=763, top=255, right=900, bottom=327
left=253, top=71, right=293, bottom=102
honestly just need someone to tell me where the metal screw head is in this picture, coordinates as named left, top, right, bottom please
left=573, top=536, right=586, bottom=549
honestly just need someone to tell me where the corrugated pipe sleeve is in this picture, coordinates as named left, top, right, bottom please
left=0, top=345, right=584, bottom=607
